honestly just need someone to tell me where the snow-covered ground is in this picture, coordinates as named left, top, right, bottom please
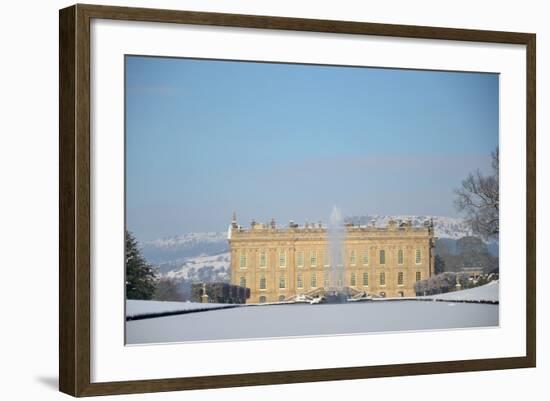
left=422, top=281, right=499, bottom=303
left=126, top=301, right=498, bottom=344
left=126, top=300, right=236, bottom=320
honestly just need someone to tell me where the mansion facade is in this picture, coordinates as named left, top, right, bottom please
left=228, top=214, right=435, bottom=304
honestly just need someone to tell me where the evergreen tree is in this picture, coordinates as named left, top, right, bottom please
left=434, top=254, right=446, bottom=274
left=126, top=230, right=157, bottom=300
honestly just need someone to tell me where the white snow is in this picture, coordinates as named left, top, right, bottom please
left=422, top=281, right=499, bottom=303
left=347, top=215, right=474, bottom=240
left=163, top=252, right=230, bottom=280
left=126, top=300, right=236, bottom=319
left=126, top=301, right=498, bottom=344
left=146, top=232, right=226, bottom=249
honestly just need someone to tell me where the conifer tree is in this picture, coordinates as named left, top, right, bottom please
left=126, top=230, right=157, bottom=300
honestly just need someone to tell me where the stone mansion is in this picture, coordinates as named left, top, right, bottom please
left=228, top=214, right=435, bottom=304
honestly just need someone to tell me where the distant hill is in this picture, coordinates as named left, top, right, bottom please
left=142, top=231, right=228, bottom=265
left=345, top=215, right=474, bottom=240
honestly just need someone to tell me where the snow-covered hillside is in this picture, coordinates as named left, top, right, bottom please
left=142, top=232, right=228, bottom=265
left=163, top=252, right=230, bottom=281
left=147, top=231, right=227, bottom=250
left=346, top=215, right=473, bottom=240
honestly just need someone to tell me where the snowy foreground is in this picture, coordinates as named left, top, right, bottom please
left=126, top=300, right=499, bottom=344
left=422, top=281, right=499, bottom=303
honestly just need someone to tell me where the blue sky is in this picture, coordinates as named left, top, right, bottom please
left=125, top=56, right=499, bottom=241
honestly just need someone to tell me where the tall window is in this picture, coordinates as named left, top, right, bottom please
left=416, top=271, right=422, bottom=282
left=397, top=271, right=404, bottom=285
left=337, top=272, right=343, bottom=287
left=297, top=273, right=303, bottom=288
left=259, top=274, right=266, bottom=290
left=279, top=250, right=286, bottom=267
left=259, top=296, right=266, bottom=303
left=279, top=275, right=286, bottom=289
left=350, top=272, right=356, bottom=286
left=363, top=272, right=369, bottom=286
left=350, top=250, right=356, bottom=266
left=310, top=250, right=317, bottom=267
left=240, top=276, right=246, bottom=288
left=415, top=249, right=422, bottom=264
left=380, top=272, right=386, bottom=286
left=379, top=249, right=386, bottom=265
left=239, top=251, right=247, bottom=268
left=363, top=249, right=369, bottom=265
left=259, top=250, right=267, bottom=268
left=296, top=251, right=304, bottom=267
left=398, top=249, right=404, bottom=265
left=311, top=273, right=317, bottom=288
left=324, top=271, right=330, bottom=288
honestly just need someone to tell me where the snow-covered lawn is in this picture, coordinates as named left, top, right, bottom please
left=126, top=300, right=498, bottom=344
left=421, top=281, right=499, bottom=303
left=126, top=300, right=237, bottom=320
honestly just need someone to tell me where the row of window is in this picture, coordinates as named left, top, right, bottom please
left=239, top=271, right=422, bottom=289
left=239, top=249, right=423, bottom=268
left=259, top=295, right=287, bottom=303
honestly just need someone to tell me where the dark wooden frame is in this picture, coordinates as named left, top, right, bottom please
left=59, top=3, right=536, bottom=397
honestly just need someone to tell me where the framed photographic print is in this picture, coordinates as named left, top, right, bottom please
left=59, top=4, right=536, bottom=397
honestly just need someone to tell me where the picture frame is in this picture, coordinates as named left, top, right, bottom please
left=59, top=3, right=536, bottom=397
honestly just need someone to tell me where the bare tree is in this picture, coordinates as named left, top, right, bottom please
left=414, top=279, right=428, bottom=296
left=454, top=147, right=499, bottom=240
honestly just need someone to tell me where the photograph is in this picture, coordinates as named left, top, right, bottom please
left=0, top=0, right=542, bottom=398
left=124, top=55, right=500, bottom=345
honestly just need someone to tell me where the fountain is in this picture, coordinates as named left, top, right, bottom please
left=325, top=206, right=348, bottom=303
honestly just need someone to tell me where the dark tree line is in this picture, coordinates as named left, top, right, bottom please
left=153, top=277, right=188, bottom=301
left=414, top=271, right=495, bottom=296
left=435, top=236, right=498, bottom=274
